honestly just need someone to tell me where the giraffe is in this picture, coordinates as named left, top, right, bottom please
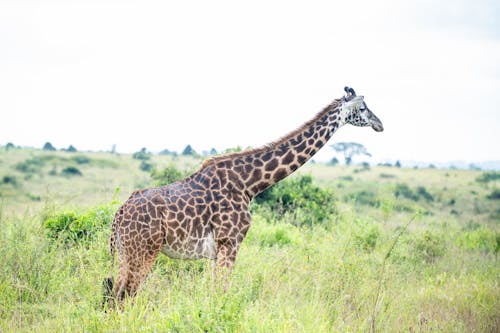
left=103, top=86, right=383, bottom=308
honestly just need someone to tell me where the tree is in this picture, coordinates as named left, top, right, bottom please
left=395, top=160, right=402, bottom=168
left=132, top=147, right=150, bottom=160
left=43, top=142, right=56, bottom=151
left=5, top=142, right=15, bottom=150
left=330, top=142, right=371, bottom=165
left=210, top=148, right=218, bottom=155
left=182, top=145, right=196, bottom=156
left=65, top=145, right=77, bottom=152
left=151, top=164, right=188, bottom=186
left=329, top=157, right=339, bottom=166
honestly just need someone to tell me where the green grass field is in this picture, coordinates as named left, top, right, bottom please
left=0, top=148, right=498, bottom=332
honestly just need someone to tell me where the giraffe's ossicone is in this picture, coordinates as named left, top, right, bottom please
left=103, top=87, right=383, bottom=308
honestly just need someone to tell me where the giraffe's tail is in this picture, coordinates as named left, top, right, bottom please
left=102, top=207, right=121, bottom=309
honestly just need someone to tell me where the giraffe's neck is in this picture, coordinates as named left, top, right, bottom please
left=204, top=99, right=346, bottom=199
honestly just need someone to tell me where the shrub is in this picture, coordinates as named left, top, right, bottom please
left=44, top=211, right=78, bottom=241
left=394, top=183, right=419, bottom=201
left=456, top=228, right=498, bottom=253
left=26, top=193, right=41, bottom=201
left=416, top=186, right=434, bottom=201
left=15, top=157, right=44, bottom=173
left=353, top=222, right=380, bottom=252
left=476, top=171, right=500, bottom=184
left=379, top=173, right=396, bottom=179
left=244, top=215, right=302, bottom=247
left=347, top=190, right=379, bottom=206
left=44, top=203, right=117, bottom=243
left=159, top=148, right=178, bottom=156
left=71, top=155, right=91, bottom=164
left=140, top=161, right=154, bottom=172
left=151, top=164, right=189, bottom=186
left=2, top=175, right=18, bottom=186
left=413, top=230, right=446, bottom=263
left=48, top=167, right=57, bottom=176
left=486, top=189, right=500, bottom=200
left=132, top=147, right=151, bottom=160
left=254, top=174, right=336, bottom=226
left=61, top=166, right=82, bottom=176
left=329, top=157, right=339, bottom=165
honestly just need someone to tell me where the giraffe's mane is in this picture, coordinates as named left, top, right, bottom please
left=200, top=99, right=341, bottom=169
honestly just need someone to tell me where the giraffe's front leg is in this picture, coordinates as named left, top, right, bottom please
left=214, top=238, right=239, bottom=291
left=212, top=209, right=251, bottom=291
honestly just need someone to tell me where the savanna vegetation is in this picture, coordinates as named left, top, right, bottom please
left=0, top=147, right=498, bottom=332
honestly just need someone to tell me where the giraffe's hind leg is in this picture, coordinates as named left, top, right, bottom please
left=113, top=230, right=164, bottom=309
left=111, top=192, right=167, bottom=309
left=113, top=243, right=162, bottom=308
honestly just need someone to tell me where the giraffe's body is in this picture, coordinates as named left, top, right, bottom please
left=104, top=89, right=383, bottom=307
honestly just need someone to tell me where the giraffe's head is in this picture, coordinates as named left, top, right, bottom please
left=340, top=89, right=384, bottom=132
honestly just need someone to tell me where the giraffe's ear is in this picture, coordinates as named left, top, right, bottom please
left=344, top=96, right=365, bottom=109
left=350, top=96, right=364, bottom=103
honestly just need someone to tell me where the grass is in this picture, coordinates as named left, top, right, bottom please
left=0, top=148, right=498, bottom=332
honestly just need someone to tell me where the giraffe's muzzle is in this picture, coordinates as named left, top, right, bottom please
left=370, top=113, right=384, bottom=132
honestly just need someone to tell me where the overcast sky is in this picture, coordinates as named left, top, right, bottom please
left=1, top=0, right=499, bottom=164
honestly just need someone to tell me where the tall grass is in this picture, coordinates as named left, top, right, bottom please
left=0, top=204, right=497, bottom=332
left=0, top=149, right=498, bottom=332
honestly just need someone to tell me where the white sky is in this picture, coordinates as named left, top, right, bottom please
left=1, top=0, right=499, bottom=163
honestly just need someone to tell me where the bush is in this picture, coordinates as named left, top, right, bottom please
left=379, top=173, right=396, bottom=179
left=26, top=193, right=41, bottom=201
left=15, top=157, right=44, bottom=173
left=133, top=147, right=151, bottom=160
left=456, top=228, right=498, bottom=253
left=353, top=222, right=380, bottom=252
left=245, top=216, right=301, bottom=247
left=476, top=172, right=500, bottom=184
left=71, top=155, right=91, bottom=164
left=416, top=186, right=434, bottom=201
left=486, top=189, right=500, bottom=200
left=347, top=190, right=379, bottom=207
left=394, top=183, right=419, bottom=201
left=140, top=161, right=154, bottom=172
left=2, top=175, right=18, bottom=186
left=394, top=183, right=434, bottom=202
left=61, top=166, right=82, bottom=176
left=44, top=203, right=117, bottom=243
left=329, top=157, right=339, bottom=165
left=254, top=174, right=336, bottom=226
left=44, top=211, right=78, bottom=241
left=159, top=148, right=177, bottom=156
left=413, top=230, right=446, bottom=263
left=151, top=164, right=189, bottom=186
